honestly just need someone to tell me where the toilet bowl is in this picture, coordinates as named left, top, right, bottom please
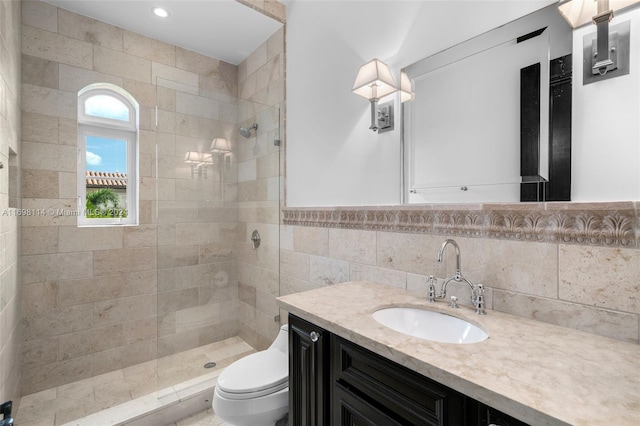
left=212, top=325, right=289, bottom=426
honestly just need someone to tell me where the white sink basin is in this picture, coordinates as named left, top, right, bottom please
left=372, top=307, right=488, bottom=344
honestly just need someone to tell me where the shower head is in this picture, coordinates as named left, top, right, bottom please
left=238, top=123, right=258, bottom=138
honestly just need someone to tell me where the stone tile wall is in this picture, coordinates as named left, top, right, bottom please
left=237, top=0, right=286, bottom=23
left=236, top=26, right=285, bottom=350
left=0, top=0, right=22, bottom=406
left=20, top=0, right=242, bottom=394
left=280, top=204, right=640, bottom=344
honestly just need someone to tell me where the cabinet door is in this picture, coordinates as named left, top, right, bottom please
left=332, top=335, right=468, bottom=425
left=477, top=404, right=530, bottom=426
left=333, top=381, right=405, bottom=426
left=289, top=315, right=329, bottom=426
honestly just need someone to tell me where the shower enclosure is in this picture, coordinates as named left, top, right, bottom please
left=152, top=76, right=283, bottom=395
left=15, top=80, right=282, bottom=426
left=14, top=2, right=285, bottom=424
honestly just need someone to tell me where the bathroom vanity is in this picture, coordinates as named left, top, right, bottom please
left=289, top=314, right=525, bottom=425
left=278, top=281, right=640, bottom=425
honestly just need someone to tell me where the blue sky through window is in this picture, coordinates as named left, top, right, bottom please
left=86, top=136, right=127, bottom=173
left=85, top=95, right=130, bottom=121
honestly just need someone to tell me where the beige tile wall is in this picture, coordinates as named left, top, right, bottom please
left=236, top=0, right=286, bottom=24
left=0, top=0, right=23, bottom=407
left=19, top=0, right=250, bottom=394
left=236, top=26, right=285, bottom=350
left=280, top=225, right=640, bottom=344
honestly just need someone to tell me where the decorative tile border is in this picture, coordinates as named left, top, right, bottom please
left=283, top=202, right=639, bottom=248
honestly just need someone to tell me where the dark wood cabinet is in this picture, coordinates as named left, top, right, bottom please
left=333, top=381, right=406, bottom=426
left=289, top=314, right=528, bottom=426
left=331, top=335, right=469, bottom=425
left=288, top=315, right=330, bottom=426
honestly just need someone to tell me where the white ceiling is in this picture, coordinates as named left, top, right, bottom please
left=43, top=0, right=284, bottom=65
left=42, top=1, right=556, bottom=67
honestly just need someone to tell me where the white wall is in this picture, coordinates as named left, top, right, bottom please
left=571, top=7, right=640, bottom=201
left=286, top=0, right=557, bottom=206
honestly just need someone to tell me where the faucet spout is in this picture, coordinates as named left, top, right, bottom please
left=437, top=239, right=461, bottom=281
left=433, top=239, right=484, bottom=314
left=440, top=275, right=476, bottom=303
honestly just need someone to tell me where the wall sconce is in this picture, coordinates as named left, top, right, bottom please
left=210, top=137, right=231, bottom=169
left=210, top=138, right=231, bottom=154
left=184, top=151, right=213, bottom=178
left=399, top=70, right=415, bottom=103
left=352, top=58, right=399, bottom=133
left=558, top=0, right=637, bottom=83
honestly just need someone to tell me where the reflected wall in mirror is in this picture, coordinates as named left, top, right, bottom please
left=403, top=5, right=573, bottom=204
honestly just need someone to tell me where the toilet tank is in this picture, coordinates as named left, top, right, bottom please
left=269, top=324, right=289, bottom=354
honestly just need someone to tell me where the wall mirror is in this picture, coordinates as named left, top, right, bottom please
left=402, top=4, right=574, bottom=204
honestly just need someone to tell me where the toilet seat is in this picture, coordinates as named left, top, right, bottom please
left=216, top=350, right=288, bottom=400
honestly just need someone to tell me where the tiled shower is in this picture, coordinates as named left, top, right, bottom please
left=1, top=0, right=285, bottom=424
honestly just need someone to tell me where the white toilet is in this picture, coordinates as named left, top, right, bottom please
left=212, top=325, right=289, bottom=426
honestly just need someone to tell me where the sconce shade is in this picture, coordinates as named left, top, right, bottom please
left=201, top=153, right=214, bottom=164
left=184, top=151, right=201, bottom=163
left=557, top=0, right=640, bottom=27
left=400, top=70, right=415, bottom=103
left=210, top=138, right=231, bottom=153
left=352, top=58, right=398, bottom=101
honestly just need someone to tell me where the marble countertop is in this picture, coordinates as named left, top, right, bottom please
left=277, top=281, right=640, bottom=426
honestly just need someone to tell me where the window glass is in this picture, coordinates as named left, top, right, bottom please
left=85, top=136, right=128, bottom=219
left=86, top=136, right=127, bottom=173
left=85, top=94, right=130, bottom=121
left=77, top=83, right=138, bottom=226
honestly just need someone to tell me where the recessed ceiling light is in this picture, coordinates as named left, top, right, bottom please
left=153, top=7, right=169, bottom=18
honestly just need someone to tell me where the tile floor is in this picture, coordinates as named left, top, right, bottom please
left=15, top=337, right=254, bottom=426
left=174, top=409, right=226, bottom=426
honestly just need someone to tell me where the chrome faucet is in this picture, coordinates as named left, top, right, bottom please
left=428, top=239, right=486, bottom=315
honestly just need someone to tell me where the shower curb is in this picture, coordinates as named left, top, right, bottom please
left=61, top=372, right=221, bottom=426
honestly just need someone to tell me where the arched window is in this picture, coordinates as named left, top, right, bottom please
left=77, top=83, right=139, bottom=226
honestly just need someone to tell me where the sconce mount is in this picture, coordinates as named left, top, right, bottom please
left=583, top=20, right=630, bottom=85
left=373, top=101, right=394, bottom=133
left=591, top=8, right=615, bottom=75
left=557, top=0, right=636, bottom=85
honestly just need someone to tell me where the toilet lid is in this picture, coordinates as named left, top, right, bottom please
left=217, top=350, right=288, bottom=395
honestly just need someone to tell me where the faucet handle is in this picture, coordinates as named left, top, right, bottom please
left=475, top=284, right=486, bottom=315
left=449, top=296, right=458, bottom=308
left=427, top=275, right=436, bottom=302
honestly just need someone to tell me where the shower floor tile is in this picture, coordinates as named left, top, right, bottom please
left=174, top=408, right=226, bottom=425
left=16, top=337, right=254, bottom=426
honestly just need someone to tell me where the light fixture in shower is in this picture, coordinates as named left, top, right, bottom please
left=211, top=138, right=232, bottom=169
left=210, top=138, right=231, bottom=153
left=184, top=151, right=213, bottom=178
left=238, top=123, right=258, bottom=138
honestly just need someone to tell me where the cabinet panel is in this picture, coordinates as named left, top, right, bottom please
left=289, top=315, right=529, bottom=426
left=331, top=335, right=468, bottom=426
left=288, top=315, right=329, bottom=426
left=478, top=404, right=529, bottom=426
left=333, top=381, right=405, bottom=426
